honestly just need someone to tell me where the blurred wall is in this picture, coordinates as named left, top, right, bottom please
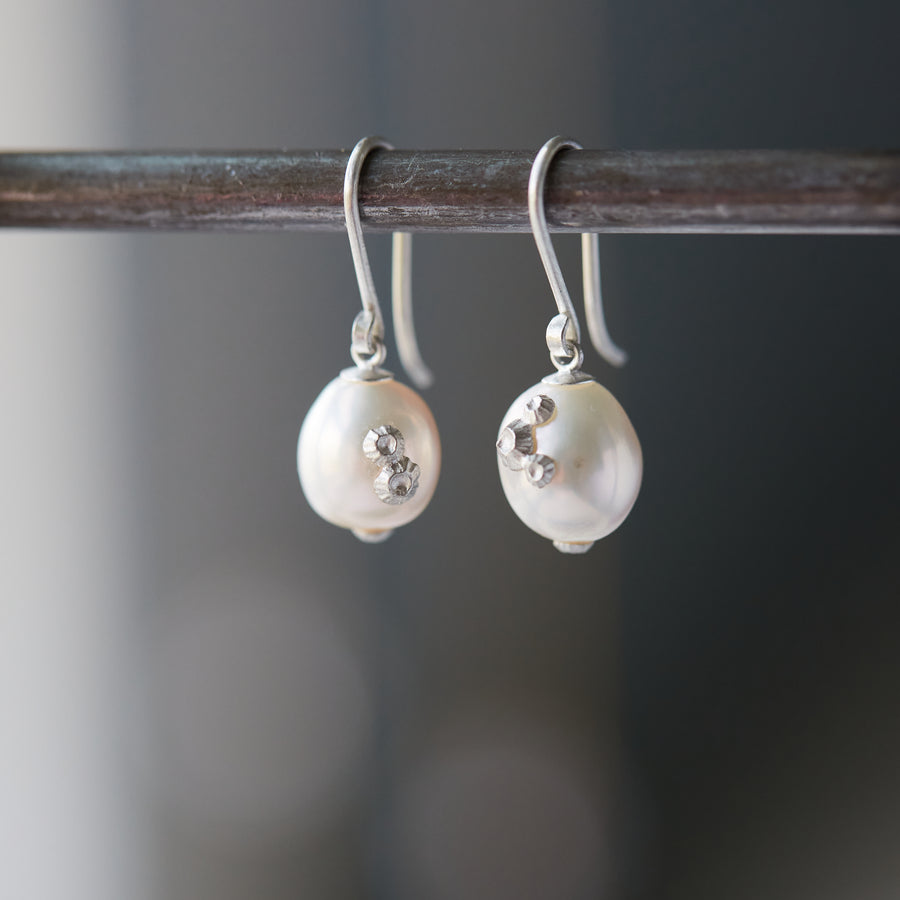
left=125, top=2, right=621, bottom=899
left=3, top=1, right=899, bottom=899
left=123, top=0, right=900, bottom=894
left=608, top=2, right=900, bottom=897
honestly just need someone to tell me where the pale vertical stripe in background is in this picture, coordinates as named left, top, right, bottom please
left=0, top=1, right=149, bottom=898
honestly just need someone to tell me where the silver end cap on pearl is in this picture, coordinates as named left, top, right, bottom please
left=552, top=540, right=595, bottom=554
left=352, top=527, right=394, bottom=543
left=340, top=365, right=393, bottom=383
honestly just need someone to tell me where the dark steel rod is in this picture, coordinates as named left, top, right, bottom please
left=2, top=149, right=899, bottom=234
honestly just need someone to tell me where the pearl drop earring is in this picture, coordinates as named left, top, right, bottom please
left=297, top=137, right=440, bottom=542
left=496, top=136, right=642, bottom=553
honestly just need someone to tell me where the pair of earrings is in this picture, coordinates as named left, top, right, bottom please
left=297, top=136, right=642, bottom=553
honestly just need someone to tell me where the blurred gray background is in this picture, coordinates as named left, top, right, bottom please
left=2, top=0, right=899, bottom=898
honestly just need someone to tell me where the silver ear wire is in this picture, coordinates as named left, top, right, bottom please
left=345, top=136, right=389, bottom=371
left=392, top=231, right=434, bottom=388
left=582, top=232, right=628, bottom=368
left=344, top=137, right=433, bottom=387
left=528, top=136, right=628, bottom=372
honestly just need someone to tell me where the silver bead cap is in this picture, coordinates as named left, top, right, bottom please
left=340, top=365, right=393, bottom=384
left=553, top=540, right=595, bottom=554
left=541, top=370, right=594, bottom=386
left=353, top=527, right=394, bottom=543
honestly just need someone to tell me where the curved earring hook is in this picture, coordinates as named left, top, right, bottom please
left=345, top=136, right=432, bottom=388
left=392, top=232, right=434, bottom=388
left=528, top=136, right=628, bottom=373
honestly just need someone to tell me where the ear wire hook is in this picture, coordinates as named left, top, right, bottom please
left=345, top=136, right=433, bottom=388
left=528, top=136, right=628, bottom=374
left=392, top=232, right=434, bottom=388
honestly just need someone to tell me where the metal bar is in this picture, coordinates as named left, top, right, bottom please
left=1, top=149, right=899, bottom=234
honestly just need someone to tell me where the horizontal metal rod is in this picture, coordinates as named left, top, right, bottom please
left=1, top=149, right=899, bottom=234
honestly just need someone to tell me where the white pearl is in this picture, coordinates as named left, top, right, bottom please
left=497, top=377, right=642, bottom=551
left=298, top=368, right=441, bottom=540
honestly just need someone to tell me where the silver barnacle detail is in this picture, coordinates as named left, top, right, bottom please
left=363, top=424, right=404, bottom=462
left=496, top=419, right=534, bottom=471
left=373, top=457, right=421, bottom=504
left=523, top=394, right=556, bottom=425
left=364, top=425, right=421, bottom=505
left=497, top=394, right=557, bottom=488
left=524, top=454, right=555, bottom=488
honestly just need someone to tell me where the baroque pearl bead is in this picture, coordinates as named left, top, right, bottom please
left=298, top=367, right=441, bottom=541
left=497, top=376, right=642, bottom=553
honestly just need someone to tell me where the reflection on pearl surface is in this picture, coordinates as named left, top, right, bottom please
left=497, top=378, right=642, bottom=548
